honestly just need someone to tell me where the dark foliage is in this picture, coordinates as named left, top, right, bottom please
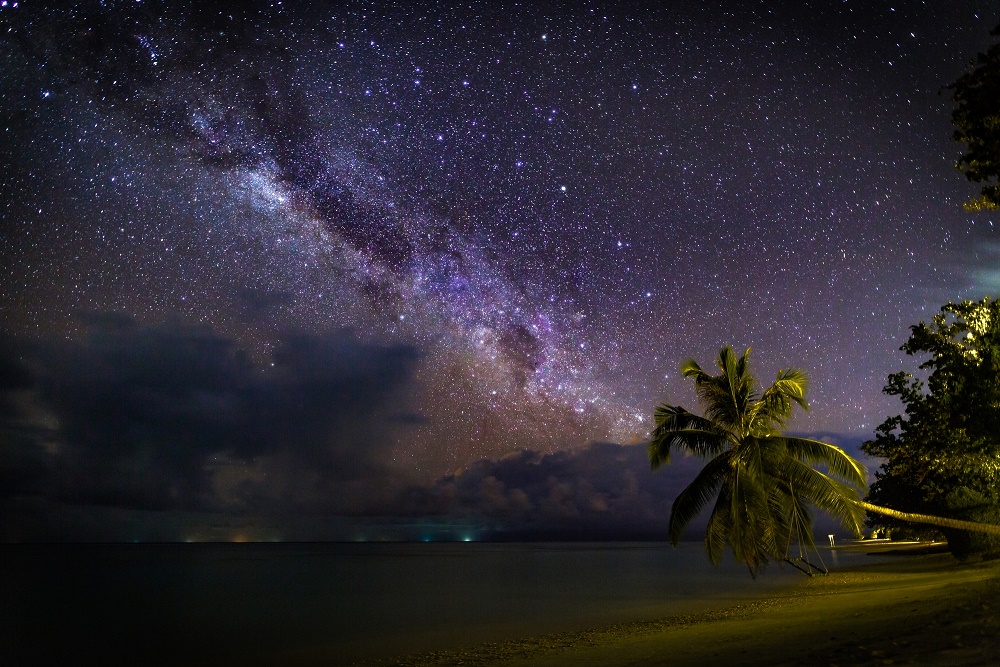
left=863, top=298, right=1000, bottom=558
left=950, top=24, right=1000, bottom=210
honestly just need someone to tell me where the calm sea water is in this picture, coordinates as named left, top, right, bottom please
left=3, top=541, right=884, bottom=666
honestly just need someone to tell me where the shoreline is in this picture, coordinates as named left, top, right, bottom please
left=354, top=553, right=1000, bottom=667
left=830, top=539, right=952, bottom=555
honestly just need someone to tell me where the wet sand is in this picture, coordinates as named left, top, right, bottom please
left=356, top=552, right=1000, bottom=667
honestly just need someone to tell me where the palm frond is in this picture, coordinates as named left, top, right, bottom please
left=727, top=455, right=781, bottom=574
left=688, top=346, right=756, bottom=432
left=668, top=451, right=733, bottom=544
left=734, top=435, right=768, bottom=482
left=778, top=458, right=866, bottom=535
left=648, top=404, right=730, bottom=468
left=679, top=358, right=707, bottom=380
left=778, top=479, right=817, bottom=555
left=735, top=346, right=754, bottom=385
left=781, top=436, right=868, bottom=488
left=756, top=368, right=810, bottom=428
left=704, top=484, right=733, bottom=566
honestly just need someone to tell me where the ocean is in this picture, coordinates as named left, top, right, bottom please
left=3, top=541, right=885, bottom=665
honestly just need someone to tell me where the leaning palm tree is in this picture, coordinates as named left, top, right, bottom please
left=650, top=346, right=1000, bottom=575
left=649, top=346, right=868, bottom=576
left=854, top=500, right=1000, bottom=538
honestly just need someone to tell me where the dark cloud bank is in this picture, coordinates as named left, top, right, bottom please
left=0, top=315, right=868, bottom=542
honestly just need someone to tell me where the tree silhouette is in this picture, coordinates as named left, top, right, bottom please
left=951, top=23, right=1000, bottom=210
left=863, top=298, right=1000, bottom=558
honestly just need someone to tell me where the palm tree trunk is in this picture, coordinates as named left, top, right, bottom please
left=852, top=499, right=1000, bottom=537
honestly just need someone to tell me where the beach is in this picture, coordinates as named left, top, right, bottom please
left=7, top=542, right=999, bottom=666
left=359, top=551, right=1000, bottom=667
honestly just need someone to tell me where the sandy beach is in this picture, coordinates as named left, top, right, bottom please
left=358, top=551, right=1000, bottom=667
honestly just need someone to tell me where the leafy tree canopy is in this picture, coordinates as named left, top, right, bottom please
left=863, top=298, right=1000, bottom=557
left=951, top=23, right=1000, bottom=210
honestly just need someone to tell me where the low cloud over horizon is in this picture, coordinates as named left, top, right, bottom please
left=1, top=314, right=872, bottom=543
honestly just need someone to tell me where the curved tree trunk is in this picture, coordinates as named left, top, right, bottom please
left=852, top=499, right=1000, bottom=537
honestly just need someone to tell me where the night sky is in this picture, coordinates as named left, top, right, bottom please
left=2, top=1, right=998, bottom=542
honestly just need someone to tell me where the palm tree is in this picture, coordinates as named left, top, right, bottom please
left=649, top=346, right=868, bottom=576
left=650, top=347, right=1000, bottom=575
left=854, top=499, right=1000, bottom=537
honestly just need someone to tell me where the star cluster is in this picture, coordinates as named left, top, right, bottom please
left=1, top=1, right=998, bottom=538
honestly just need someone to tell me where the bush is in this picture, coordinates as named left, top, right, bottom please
left=942, top=490, right=1000, bottom=560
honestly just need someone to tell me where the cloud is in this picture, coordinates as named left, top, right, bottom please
left=0, top=314, right=420, bottom=523
left=1, top=316, right=871, bottom=542
left=381, top=432, right=877, bottom=541
left=390, top=442, right=708, bottom=540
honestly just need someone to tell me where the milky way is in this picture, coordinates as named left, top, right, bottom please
left=2, top=1, right=999, bottom=539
